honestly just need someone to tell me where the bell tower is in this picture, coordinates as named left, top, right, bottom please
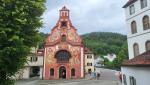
left=58, top=6, right=71, bottom=29
left=59, top=6, right=69, bottom=19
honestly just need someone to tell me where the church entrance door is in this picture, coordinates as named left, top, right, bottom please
left=59, top=66, right=66, bottom=79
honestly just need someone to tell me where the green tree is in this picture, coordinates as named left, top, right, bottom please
left=102, top=43, right=128, bottom=70
left=112, top=43, right=128, bottom=70
left=0, top=0, right=45, bottom=85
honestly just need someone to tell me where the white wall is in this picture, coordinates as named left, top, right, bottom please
left=125, top=0, right=150, bottom=20
left=84, top=54, right=95, bottom=73
left=128, top=32, right=150, bottom=59
left=25, top=56, right=43, bottom=66
left=40, top=67, right=43, bottom=79
left=125, top=0, right=150, bottom=59
left=22, top=67, right=30, bottom=79
left=121, top=67, right=150, bottom=85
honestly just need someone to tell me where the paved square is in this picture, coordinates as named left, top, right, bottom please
left=15, top=68, right=121, bottom=85
left=16, top=79, right=120, bottom=85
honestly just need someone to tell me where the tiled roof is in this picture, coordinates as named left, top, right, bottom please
left=122, top=50, right=150, bottom=66
left=36, top=49, right=44, bottom=56
left=123, top=0, right=137, bottom=8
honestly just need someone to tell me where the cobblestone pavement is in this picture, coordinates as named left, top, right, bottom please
left=15, top=68, right=121, bottom=85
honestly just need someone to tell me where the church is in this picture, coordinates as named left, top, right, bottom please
left=43, top=6, right=85, bottom=79
left=14, top=6, right=95, bottom=80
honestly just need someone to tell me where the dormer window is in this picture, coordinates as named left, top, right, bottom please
left=129, top=5, right=135, bottom=15
left=61, top=21, right=67, bottom=27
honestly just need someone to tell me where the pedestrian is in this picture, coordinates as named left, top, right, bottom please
left=94, top=72, right=96, bottom=79
left=119, top=72, right=122, bottom=83
left=97, top=73, right=100, bottom=80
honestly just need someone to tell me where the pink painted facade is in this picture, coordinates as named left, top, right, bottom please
left=43, top=6, right=84, bottom=80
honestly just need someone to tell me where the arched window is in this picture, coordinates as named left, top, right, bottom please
left=131, top=21, right=137, bottom=34
left=50, top=68, right=54, bottom=76
left=133, top=43, right=139, bottom=57
left=146, top=41, right=150, bottom=51
left=143, top=15, right=150, bottom=30
left=140, top=0, right=147, bottom=9
left=55, top=50, right=71, bottom=63
left=71, top=68, right=75, bottom=77
left=61, top=35, right=66, bottom=42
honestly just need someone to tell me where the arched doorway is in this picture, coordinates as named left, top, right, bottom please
left=59, top=66, right=66, bottom=79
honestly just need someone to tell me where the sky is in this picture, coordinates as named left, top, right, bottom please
left=39, top=0, right=128, bottom=35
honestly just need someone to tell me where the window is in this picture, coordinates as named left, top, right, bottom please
left=61, top=21, right=67, bottom=27
left=30, top=57, right=38, bottom=62
left=133, top=43, right=139, bottom=57
left=143, top=15, right=150, bottom=30
left=129, top=5, right=135, bottom=15
left=55, top=50, right=71, bottom=63
left=87, top=63, right=92, bottom=66
left=87, top=55, right=92, bottom=59
left=123, top=74, right=127, bottom=85
left=71, top=68, right=75, bottom=77
left=130, top=76, right=136, bottom=85
left=61, top=35, right=66, bottom=42
left=141, top=0, right=147, bottom=9
left=131, top=21, right=137, bottom=34
left=88, top=69, right=91, bottom=74
left=50, top=68, right=54, bottom=76
left=146, top=41, right=150, bottom=51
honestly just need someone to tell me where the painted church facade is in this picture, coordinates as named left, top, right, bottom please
left=43, top=6, right=84, bottom=79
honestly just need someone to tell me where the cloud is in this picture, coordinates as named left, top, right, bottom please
left=39, top=0, right=128, bottom=35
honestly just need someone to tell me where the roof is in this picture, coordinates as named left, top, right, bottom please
left=123, top=0, right=137, bottom=8
left=84, top=47, right=93, bottom=54
left=122, top=50, right=150, bottom=66
left=36, top=49, right=44, bottom=56
left=60, top=6, right=69, bottom=11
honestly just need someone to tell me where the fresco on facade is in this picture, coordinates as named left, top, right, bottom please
left=47, top=47, right=56, bottom=64
left=43, top=6, right=83, bottom=79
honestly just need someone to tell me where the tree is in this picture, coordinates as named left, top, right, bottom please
left=102, top=43, right=128, bottom=70
left=81, top=32, right=127, bottom=56
left=113, top=43, right=128, bottom=70
left=0, top=0, right=45, bottom=85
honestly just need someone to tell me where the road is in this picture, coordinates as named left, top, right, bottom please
left=95, top=68, right=120, bottom=81
left=15, top=68, right=121, bottom=85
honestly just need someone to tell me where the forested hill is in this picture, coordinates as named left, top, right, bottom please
left=81, top=32, right=127, bottom=56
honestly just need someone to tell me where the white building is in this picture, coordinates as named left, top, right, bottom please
left=14, top=48, right=44, bottom=79
left=121, top=0, right=150, bottom=85
left=104, top=53, right=116, bottom=62
left=84, top=47, right=95, bottom=74
left=94, top=56, right=104, bottom=67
